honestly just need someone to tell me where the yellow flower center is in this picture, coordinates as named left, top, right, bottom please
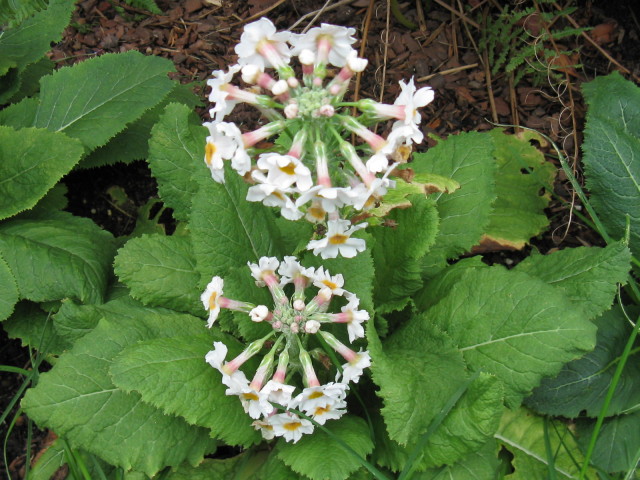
left=284, top=421, right=302, bottom=431
left=208, top=292, right=218, bottom=310
left=329, top=234, right=349, bottom=245
left=279, top=162, right=297, bottom=175
left=308, top=391, right=325, bottom=400
left=322, top=279, right=338, bottom=290
left=242, top=392, right=259, bottom=401
left=205, top=142, right=216, bottom=166
left=314, top=405, right=330, bottom=416
left=308, top=205, right=325, bottom=220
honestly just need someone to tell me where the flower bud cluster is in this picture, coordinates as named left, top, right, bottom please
left=202, top=256, right=371, bottom=443
left=203, top=18, right=434, bottom=258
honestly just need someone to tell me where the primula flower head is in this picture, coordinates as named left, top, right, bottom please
left=203, top=257, right=370, bottom=442
left=203, top=17, right=435, bottom=259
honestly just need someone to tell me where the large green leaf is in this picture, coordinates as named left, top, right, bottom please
left=368, top=319, right=502, bottom=470
left=33, top=51, right=175, bottom=151
left=22, top=309, right=214, bottom=477
left=416, top=440, right=501, bottom=479
left=412, top=131, right=496, bottom=273
left=0, top=0, right=75, bottom=69
left=190, top=168, right=283, bottom=282
left=426, top=266, right=597, bottom=407
left=114, top=234, right=202, bottom=316
left=110, top=333, right=260, bottom=446
left=0, top=125, right=83, bottom=220
left=3, top=301, right=70, bottom=354
left=83, top=86, right=201, bottom=169
left=496, top=408, right=597, bottom=479
left=147, top=103, right=204, bottom=221
left=0, top=212, right=117, bottom=304
left=514, top=242, right=631, bottom=320
left=525, top=306, right=640, bottom=417
left=576, top=411, right=640, bottom=474
left=371, top=195, right=439, bottom=313
left=582, top=72, right=640, bottom=258
left=481, top=129, right=555, bottom=249
left=0, top=253, right=18, bottom=321
left=275, top=415, right=374, bottom=480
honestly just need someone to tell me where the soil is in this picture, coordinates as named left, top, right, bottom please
left=2, top=0, right=640, bottom=478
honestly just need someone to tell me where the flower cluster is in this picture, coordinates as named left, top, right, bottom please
left=203, top=18, right=434, bottom=258
left=202, top=256, right=371, bottom=443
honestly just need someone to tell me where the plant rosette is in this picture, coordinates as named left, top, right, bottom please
left=202, top=256, right=370, bottom=443
left=203, top=18, right=434, bottom=258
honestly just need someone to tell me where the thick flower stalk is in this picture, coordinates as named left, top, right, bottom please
left=203, top=18, right=434, bottom=258
left=203, top=256, right=371, bottom=443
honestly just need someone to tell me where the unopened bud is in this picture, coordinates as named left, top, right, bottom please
left=272, top=79, right=289, bottom=96
left=287, top=77, right=299, bottom=88
left=299, top=49, right=315, bottom=66
left=241, top=64, right=261, bottom=84
left=293, top=299, right=305, bottom=311
left=249, top=305, right=269, bottom=322
left=318, top=104, right=335, bottom=117
left=305, top=320, right=321, bottom=334
left=347, top=53, right=368, bottom=73
left=290, top=322, right=299, bottom=334
left=284, top=103, right=299, bottom=119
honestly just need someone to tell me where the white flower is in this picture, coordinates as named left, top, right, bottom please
left=312, top=266, right=346, bottom=296
left=304, top=320, right=321, bottom=333
left=246, top=180, right=303, bottom=220
left=201, top=276, right=224, bottom=327
left=235, top=18, right=292, bottom=69
left=247, top=257, right=280, bottom=284
left=348, top=165, right=397, bottom=210
left=306, top=398, right=347, bottom=425
left=366, top=125, right=416, bottom=173
left=269, top=412, right=314, bottom=443
left=341, top=293, right=369, bottom=342
left=205, top=342, right=249, bottom=393
left=392, top=77, right=434, bottom=141
left=203, top=122, right=240, bottom=183
left=238, top=384, right=271, bottom=419
left=306, top=219, right=367, bottom=259
left=337, top=350, right=371, bottom=384
left=290, top=383, right=348, bottom=412
left=278, top=256, right=315, bottom=286
left=252, top=418, right=276, bottom=440
left=207, top=65, right=242, bottom=121
left=296, top=185, right=350, bottom=214
left=256, top=153, right=313, bottom=192
left=290, top=23, right=357, bottom=67
left=260, top=380, right=296, bottom=408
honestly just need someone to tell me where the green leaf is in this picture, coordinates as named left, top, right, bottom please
left=514, top=243, right=631, bottom=320
left=0, top=252, right=18, bottom=321
left=33, top=51, right=175, bottom=151
left=82, top=85, right=201, bottom=169
left=0, top=212, right=117, bottom=303
left=0, top=125, right=84, bottom=220
left=526, top=306, right=640, bottom=417
left=0, top=0, right=75, bottom=69
left=481, top=129, right=555, bottom=249
left=3, top=301, right=70, bottom=353
left=110, top=333, right=261, bottom=446
left=576, top=411, right=640, bottom=473
left=147, top=103, right=204, bottom=221
left=495, top=408, right=598, bottom=479
left=22, top=309, right=214, bottom=477
left=276, top=415, right=374, bottom=480
left=191, top=168, right=283, bottom=281
left=415, top=440, right=501, bottom=479
left=5, top=57, right=54, bottom=104
left=114, top=234, right=202, bottom=316
left=412, top=131, right=496, bottom=273
left=165, top=452, right=266, bottom=480
left=426, top=266, right=597, bottom=407
left=582, top=72, right=640, bottom=258
left=371, top=195, right=439, bottom=313
left=0, top=96, right=38, bottom=128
